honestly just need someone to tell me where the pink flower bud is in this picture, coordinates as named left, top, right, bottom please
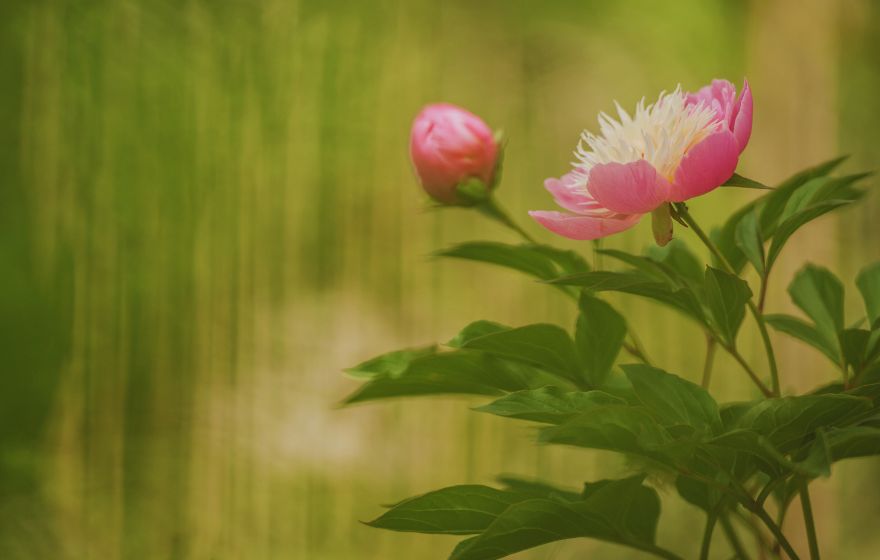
left=409, top=103, right=499, bottom=204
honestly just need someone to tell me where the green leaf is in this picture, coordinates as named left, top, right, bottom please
left=623, top=364, right=721, bottom=436
left=705, top=429, right=824, bottom=478
left=856, top=261, right=880, bottom=329
left=367, top=485, right=531, bottom=535
left=343, top=351, right=534, bottom=404
left=797, top=428, right=832, bottom=478
left=735, top=394, right=872, bottom=452
left=788, top=264, right=845, bottom=347
left=448, top=321, right=510, bottom=348
left=575, top=292, right=627, bottom=387
left=345, top=346, right=437, bottom=379
left=764, top=313, right=840, bottom=365
left=449, top=476, right=662, bottom=560
left=596, top=249, right=678, bottom=285
left=714, top=203, right=759, bottom=274
left=539, top=405, right=674, bottom=464
left=462, top=324, right=582, bottom=385
left=704, top=267, right=752, bottom=346
left=435, top=241, right=589, bottom=283
left=734, top=209, right=765, bottom=273
left=724, top=172, right=772, bottom=190
left=550, top=271, right=706, bottom=323
left=475, top=387, right=624, bottom=424
left=765, top=200, right=851, bottom=272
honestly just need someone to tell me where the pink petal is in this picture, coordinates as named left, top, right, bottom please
left=586, top=160, right=670, bottom=215
left=528, top=210, right=641, bottom=241
left=670, top=130, right=739, bottom=202
left=731, top=79, right=753, bottom=154
left=543, top=170, right=605, bottom=214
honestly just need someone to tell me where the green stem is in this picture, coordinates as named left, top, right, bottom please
left=700, top=511, right=720, bottom=560
left=799, top=482, right=820, bottom=560
left=702, top=334, right=717, bottom=389
left=674, top=203, right=780, bottom=396
left=720, top=514, right=751, bottom=560
left=725, top=343, right=774, bottom=397
left=477, top=197, right=538, bottom=243
left=751, top=503, right=800, bottom=560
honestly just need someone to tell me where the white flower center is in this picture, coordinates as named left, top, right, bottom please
left=573, top=87, right=720, bottom=182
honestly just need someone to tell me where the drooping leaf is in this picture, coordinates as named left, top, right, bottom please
left=475, top=387, right=624, bottom=424
left=622, top=364, right=721, bottom=436
left=856, top=261, right=880, bottom=329
left=704, top=267, right=752, bottom=346
left=367, top=485, right=531, bottom=535
left=796, top=428, right=832, bottom=478
left=345, top=346, right=437, bottom=379
left=596, top=249, right=678, bottom=285
left=734, top=209, right=765, bottom=274
left=462, top=324, right=582, bottom=386
left=575, top=292, right=627, bottom=387
left=343, top=350, right=535, bottom=404
left=787, top=264, right=845, bottom=347
left=703, top=429, right=818, bottom=478
left=449, top=476, right=662, bottom=560
left=760, top=155, right=848, bottom=235
left=435, top=242, right=589, bottom=285
left=764, top=313, right=840, bottom=365
left=646, top=239, right=705, bottom=289
left=550, top=271, right=706, bottom=323
left=765, top=200, right=851, bottom=272
left=539, top=405, right=674, bottom=464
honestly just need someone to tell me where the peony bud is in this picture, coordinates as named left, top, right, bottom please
left=409, top=103, right=499, bottom=205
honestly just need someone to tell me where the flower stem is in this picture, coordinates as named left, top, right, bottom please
left=720, top=514, right=751, bottom=560
left=699, top=511, right=719, bottom=560
left=477, top=197, right=538, bottom=243
left=799, top=482, right=820, bottom=560
left=673, top=202, right=780, bottom=396
left=701, top=334, right=717, bottom=389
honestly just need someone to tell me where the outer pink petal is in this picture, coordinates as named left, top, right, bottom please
left=586, top=160, right=670, bottom=215
left=544, top=176, right=594, bottom=213
left=670, top=130, right=739, bottom=202
left=528, top=210, right=641, bottom=241
left=732, top=79, right=753, bottom=154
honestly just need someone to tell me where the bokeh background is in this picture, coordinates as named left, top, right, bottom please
left=1, top=0, right=879, bottom=558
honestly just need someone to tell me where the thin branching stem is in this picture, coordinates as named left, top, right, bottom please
left=799, top=482, right=820, bottom=560
left=674, top=202, right=780, bottom=396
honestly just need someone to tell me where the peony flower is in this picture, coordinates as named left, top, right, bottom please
left=530, top=79, right=752, bottom=245
left=410, top=103, right=500, bottom=204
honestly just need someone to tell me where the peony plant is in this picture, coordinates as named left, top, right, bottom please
left=343, top=82, right=880, bottom=560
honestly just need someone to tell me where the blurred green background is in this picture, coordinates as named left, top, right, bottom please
left=1, top=0, right=879, bottom=558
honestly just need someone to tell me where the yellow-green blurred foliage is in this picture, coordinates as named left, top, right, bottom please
left=1, top=0, right=878, bottom=558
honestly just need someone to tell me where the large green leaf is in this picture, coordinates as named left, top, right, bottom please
left=704, top=267, right=752, bottom=346
left=764, top=313, right=840, bottom=365
left=449, top=476, right=662, bottom=560
left=448, top=321, right=510, bottom=348
left=734, top=394, right=872, bottom=452
left=549, top=271, right=706, bottom=323
left=646, top=239, right=705, bottom=290
left=856, top=261, right=880, bottom=329
left=787, top=264, right=845, bottom=347
left=841, top=328, right=871, bottom=373
left=765, top=200, right=851, bottom=272
left=539, top=405, right=674, bottom=464
left=575, top=292, right=627, bottom=387
left=760, top=155, right=848, bottom=235
left=367, top=485, right=532, bottom=535
left=596, top=249, right=678, bottom=285
left=622, top=364, right=721, bottom=436
left=475, top=387, right=624, bottom=424
left=462, top=324, right=582, bottom=386
left=343, top=350, right=535, bottom=404
left=496, top=476, right=582, bottom=502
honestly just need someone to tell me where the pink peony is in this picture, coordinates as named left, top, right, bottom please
left=409, top=103, right=499, bottom=204
left=530, top=79, right=752, bottom=244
